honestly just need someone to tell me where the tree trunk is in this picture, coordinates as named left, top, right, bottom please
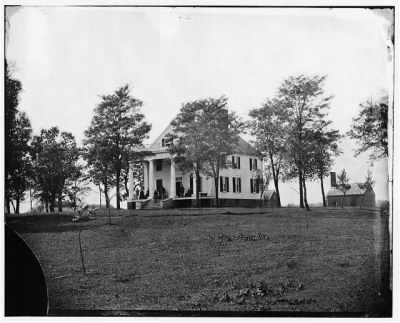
left=104, top=190, right=110, bottom=208
left=45, top=198, right=49, bottom=213
left=11, top=200, right=16, bottom=214
left=196, top=171, right=200, bottom=208
left=273, top=178, right=282, bottom=208
left=214, top=176, right=219, bottom=208
left=214, top=166, right=220, bottom=208
left=269, top=153, right=281, bottom=207
left=320, top=175, right=326, bottom=207
left=116, top=170, right=121, bottom=210
left=124, top=173, right=129, bottom=201
left=50, top=193, right=56, bottom=212
left=15, top=198, right=20, bottom=215
left=303, top=177, right=311, bottom=211
left=78, top=220, right=86, bottom=274
left=58, top=195, right=63, bottom=212
left=298, top=169, right=304, bottom=208
left=103, top=179, right=110, bottom=208
left=5, top=194, right=11, bottom=214
left=341, top=194, right=346, bottom=208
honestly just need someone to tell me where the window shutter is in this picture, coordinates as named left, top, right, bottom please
left=256, top=178, right=260, bottom=193
left=233, top=178, right=236, bottom=193
left=254, top=159, right=257, bottom=170
left=238, top=157, right=240, bottom=169
left=249, top=158, right=252, bottom=171
left=220, top=176, right=223, bottom=192
left=238, top=178, right=241, bottom=193
left=232, top=156, right=235, bottom=168
left=226, top=177, right=229, bottom=192
left=250, top=179, right=253, bottom=193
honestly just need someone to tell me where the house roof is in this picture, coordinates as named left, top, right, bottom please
left=151, top=121, right=258, bottom=156
left=234, top=137, right=258, bottom=155
left=327, top=183, right=373, bottom=197
left=149, top=122, right=174, bottom=149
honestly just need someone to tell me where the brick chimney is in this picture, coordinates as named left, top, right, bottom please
left=330, top=172, right=337, bottom=187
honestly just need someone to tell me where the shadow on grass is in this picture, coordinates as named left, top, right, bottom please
left=5, top=214, right=89, bottom=234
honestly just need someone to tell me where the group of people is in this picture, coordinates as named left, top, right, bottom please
left=134, top=185, right=194, bottom=200
left=154, top=186, right=167, bottom=200
left=134, top=188, right=149, bottom=200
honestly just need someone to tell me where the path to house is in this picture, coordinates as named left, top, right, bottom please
left=6, top=207, right=391, bottom=316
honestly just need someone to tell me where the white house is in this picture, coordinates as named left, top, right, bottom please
left=127, top=122, right=276, bottom=209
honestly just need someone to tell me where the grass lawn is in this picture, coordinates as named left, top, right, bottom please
left=6, top=207, right=391, bottom=316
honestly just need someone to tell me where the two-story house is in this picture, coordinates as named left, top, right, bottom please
left=127, top=122, right=277, bottom=209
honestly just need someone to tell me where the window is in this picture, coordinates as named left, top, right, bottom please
left=156, top=159, right=163, bottom=171
left=253, top=159, right=258, bottom=170
left=161, top=137, right=172, bottom=147
left=250, top=178, right=260, bottom=194
left=220, top=176, right=229, bottom=192
left=250, top=158, right=258, bottom=170
left=231, top=156, right=241, bottom=169
left=232, top=177, right=241, bottom=193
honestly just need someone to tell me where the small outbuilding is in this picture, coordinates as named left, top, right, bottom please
left=263, top=190, right=280, bottom=207
left=327, top=172, right=376, bottom=207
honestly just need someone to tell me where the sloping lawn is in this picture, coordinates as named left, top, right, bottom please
left=6, top=207, right=391, bottom=316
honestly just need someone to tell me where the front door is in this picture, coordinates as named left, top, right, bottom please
left=176, top=176, right=183, bottom=197
left=156, top=179, right=163, bottom=199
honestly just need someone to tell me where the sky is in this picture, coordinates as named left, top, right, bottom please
left=5, top=6, right=394, bottom=208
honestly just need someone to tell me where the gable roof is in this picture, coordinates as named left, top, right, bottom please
left=234, top=137, right=258, bottom=155
left=149, top=122, right=174, bottom=149
left=150, top=121, right=258, bottom=156
left=327, top=183, right=373, bottom=197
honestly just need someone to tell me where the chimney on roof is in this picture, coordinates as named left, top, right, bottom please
left=330, top=172, right=337, bottom=187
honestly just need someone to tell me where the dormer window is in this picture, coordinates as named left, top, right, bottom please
left=162, top=137, right=172, bottom=147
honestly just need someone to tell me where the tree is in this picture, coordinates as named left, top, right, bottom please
left=175, top=96, right=241, bottom=208
left=358, top=169, right=375, bottom=209
left=336, top=169, right=351, bottom=208
left=248, top=98, right=287, bottom=207
left=65, top=165, right=92, bottom=208
left=83, top=85, right=151, bottom=210
left=307, top=120, right=342, bottom=207
left=169, top=101, right=213, bottom=208
left=72, top=204, right=97, bottom=275
left=5, top=60, right=29, bottom=214
left=31, top=127, right=80, bottom=212
left=7, top=111, right=33, bottom=214
left=278, top=75, right=333, bottom=210
left=348, top=93, right=388, bottom=161
left=82, top=135, right=116, bottom=208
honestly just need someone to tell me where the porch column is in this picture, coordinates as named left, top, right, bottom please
left=128, top=162, right=134, bottom=201
left=149, top=159, right=154, bottom=198
left=143, top=162, right=149, bottom=193
left=170, top=160, right=176, bottom=198
left=193, top=173, right=197, bottom=196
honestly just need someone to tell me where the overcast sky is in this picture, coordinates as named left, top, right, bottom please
left=6, top=6, right=393, bottom=207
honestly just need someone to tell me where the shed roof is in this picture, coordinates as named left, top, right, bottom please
left=327, top=183, right=373, bottom=197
